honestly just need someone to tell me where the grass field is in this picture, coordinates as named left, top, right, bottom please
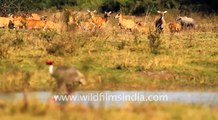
left=0, top=10, right=218, bottom=120
left=0, top=26, right=217, bottom=92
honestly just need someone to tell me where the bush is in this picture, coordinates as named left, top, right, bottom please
left=38, top=31, right=58, bottom=42
left=45, top=33, right=88, bottom=56
left=0, top=39, right=10, bottom=58
left=148, top=31, right=161, bottom=54
left=119, top=0, right=162, bottom=15
left=100, top=0, right=120, bottom=12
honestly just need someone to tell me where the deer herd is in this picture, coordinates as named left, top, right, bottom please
left=0, top=10, right=196, bottom=34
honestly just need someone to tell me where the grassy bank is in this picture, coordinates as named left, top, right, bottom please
left=0, top=26, right=218, bottom=92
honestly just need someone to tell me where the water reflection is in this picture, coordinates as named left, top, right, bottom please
left=0, top=91, right=218, bottom=107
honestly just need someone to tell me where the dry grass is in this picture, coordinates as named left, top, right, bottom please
left=0, top=10, right=218, bottom=120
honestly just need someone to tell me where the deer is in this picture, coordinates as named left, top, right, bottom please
left=72, top=13, right=95, bottom=31
left=135, top=21, right=149, bottom=34
left=87, top=10, right=112, bottom=28
left=154, top=11, right=167, bottom=33
left=168, top=22, right=181, bottom=33
left=11, top=15, right=27, bottom=29
left=0, top=16, right=12, bottom=29
left=114, top=13, right=136, bottom=32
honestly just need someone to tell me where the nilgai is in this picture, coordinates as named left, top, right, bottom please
left=176, top=16, right=195, bottom=30
left=155, top=11, right=167, bottom=33
left=46, top=60, right=86, bottom=94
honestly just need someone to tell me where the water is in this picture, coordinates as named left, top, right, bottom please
left=0, top=91, right=218, bottom=107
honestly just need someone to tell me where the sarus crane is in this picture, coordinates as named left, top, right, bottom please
left=46, top=60, right=86, bottom=94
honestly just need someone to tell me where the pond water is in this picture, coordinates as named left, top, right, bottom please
left=0, top=91, right=218, bottom=107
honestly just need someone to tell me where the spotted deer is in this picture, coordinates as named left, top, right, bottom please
left=114, top=13, right=136, bottom=32
left=168, top=22, right=181, bottom=33
left=87, top=10, right=112, bottom=28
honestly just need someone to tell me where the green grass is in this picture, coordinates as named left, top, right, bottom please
left=0, top=11, right=218, bottom=120
left=0, top=14, right=218, bottom=92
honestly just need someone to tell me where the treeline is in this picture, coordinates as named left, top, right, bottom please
left=0, top=0, right=217, bottom=16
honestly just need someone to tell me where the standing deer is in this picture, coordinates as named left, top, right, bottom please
left=155, top=11, right=167, bottom=33
left=0, top=17, right=11, bottom=28
left=114, top=13, right=136, bottom=32
left=87, top=10, right=112, bottom=28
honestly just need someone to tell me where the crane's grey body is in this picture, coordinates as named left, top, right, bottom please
left=50, top=65, right=86, bottom=93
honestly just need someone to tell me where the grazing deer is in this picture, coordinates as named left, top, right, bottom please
left=135, top=21, right=149, bottom=34
left=168, top=22, right=181, bottom=33
left=176, top=16, right=195, bottom=30
left=25, top=19, right=57, bottom=31
left=114, top=13, right=136, bottom=32
left=12, top=16, right=26, bottom=29
left=154, top=11, right=167, bottom=33
left=25, top=19, right=46, bottom=30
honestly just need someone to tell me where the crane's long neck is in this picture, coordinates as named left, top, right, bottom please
left=49, top=65, right=54, bottom=75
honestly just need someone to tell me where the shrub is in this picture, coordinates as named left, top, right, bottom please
left=45, top=33, right=88, bottom=56
left=100, top=0, right=120, bottom=12
left=147, top=31, right=161, bottom=54
left=0, top=39, right=10, bottom=58
left=38, top=31, right=58, bottom=42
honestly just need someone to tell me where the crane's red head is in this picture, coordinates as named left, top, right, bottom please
left=46, top=60, right=53, bottom=65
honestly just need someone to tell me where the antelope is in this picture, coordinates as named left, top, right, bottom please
left=168, top=22, right=181, bottom=33
left=176, top=16, right=195, bottom=30
left=154, top=11, right=167, bottom=33
left=114, top=13, right=136, bottom=31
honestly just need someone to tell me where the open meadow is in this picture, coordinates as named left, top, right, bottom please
left=0, top=1, right=218, bottom=119
left=0, top=10, right=218, bottom=92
